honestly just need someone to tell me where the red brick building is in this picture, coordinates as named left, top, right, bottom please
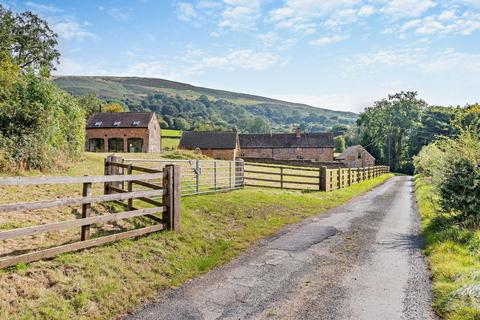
left=178, top=131, right=239, bottom=160
left=85, top=112, right=160, bottom=153
left=336, top=145, right=375, bottom=167
left=239, top=128, right=334, bottom=162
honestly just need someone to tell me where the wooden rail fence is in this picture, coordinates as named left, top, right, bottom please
left=0, top=155, right=180, bottom=269
left=244, top=163, right=390, bottom=191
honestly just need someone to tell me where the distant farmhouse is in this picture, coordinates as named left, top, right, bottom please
left=178, top=131, right=240, bottom=160
left=336, top=145, right=375, bottom=168
left=86, top=112, right=160, bottom=153
left=239, top=128, right=334, bottom=162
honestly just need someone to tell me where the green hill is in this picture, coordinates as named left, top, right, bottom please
left=54, top=76, right=357, bottom=133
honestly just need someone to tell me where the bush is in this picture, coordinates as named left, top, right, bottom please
left=0, top=72, right=85, bottom=172
left=414, top=130, right=480, bottom=221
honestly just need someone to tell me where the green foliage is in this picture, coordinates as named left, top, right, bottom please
left=0, top=5, right=60, bottom=73
left=0, top=72, right=85, bottom=171
left=334, top=135, right=346, bottom=153
left=414, top=130, right=480, bottom=222
left=357, top=91, right=425, bottom=172
left=76, top=93, right=102, bottom=119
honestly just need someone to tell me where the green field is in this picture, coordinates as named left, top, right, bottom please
left=161, top=129, right=182, bottom=137
left=0, top=153, right=392, bottom=320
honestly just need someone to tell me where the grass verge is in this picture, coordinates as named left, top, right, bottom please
left=0, top=155, right=392, bottom=320
left=414, top=175, right=480, bottom=320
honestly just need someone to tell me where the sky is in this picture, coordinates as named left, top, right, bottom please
left=2, top=0, right=480, bottom=113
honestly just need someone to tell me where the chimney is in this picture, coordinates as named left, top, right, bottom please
left=295, top=127, right=301, bottom=138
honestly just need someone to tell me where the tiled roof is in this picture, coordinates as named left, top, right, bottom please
left=336, top=145, right=375, bottom=160
left=86, top=112, right=155, bottom=128
left=239, top=132, right=334, bottom=148
left=179, top=131, right=238, bottom=149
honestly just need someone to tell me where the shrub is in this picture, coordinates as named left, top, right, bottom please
left=0, top=72, right=85, bottom=172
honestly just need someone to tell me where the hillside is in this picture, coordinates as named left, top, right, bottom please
left=54, top=76, right=357, bottom=132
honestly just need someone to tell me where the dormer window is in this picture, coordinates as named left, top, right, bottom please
left=132, top=120, right=140, bottom=126
left=113, top=121, right=121, bottom=127
left=94, top=121, right=102, bottom=127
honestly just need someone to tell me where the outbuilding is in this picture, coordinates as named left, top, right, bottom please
left=85, top=112, right=160, bottom=153
left=239, top=128, right=334, bottom=162
left=178, top=131, right=240, bottom=160
left=336, top=145, right=375, bottom=167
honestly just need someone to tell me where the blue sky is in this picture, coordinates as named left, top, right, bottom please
left=2, top=0, right=480, bottom=112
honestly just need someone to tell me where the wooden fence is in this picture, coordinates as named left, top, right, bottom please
left=0, top=155, right=180, bottom=269
left=244, top=163, right=390, bottom=191
left=122, top=158, right=245, bottom=196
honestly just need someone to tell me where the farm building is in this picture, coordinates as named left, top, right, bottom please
left=336, top=145, right=375, bottom=167
left=85, top=112, right=161, bottom=153
left=239, top=128, right=334, bottom=162
left=178, top=131, right=240, bottom=160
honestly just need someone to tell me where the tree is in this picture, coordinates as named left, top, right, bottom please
left=357, top=91, right=425, bottom=172
left=77, top=93, right=102, bottom=118
left=103, top=102, right=125, bottom=112
left=0, top=5, right=60, bottom=73
left=334, top=135, right=346, bottom=153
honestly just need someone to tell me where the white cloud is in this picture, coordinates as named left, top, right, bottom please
left=26, top=1, right=63, bottom=13
left=218, top=0, right=262, bottom=31
left=106, top=7, right=132, bottom=21
left=399, top=10, right=480, bottom=36
left=358, top=5, right=375, bottom=17
left=202, top=49, right=282, bottom=70
left=381, top=0, right=436, bottom=18
left=309, top=34, right=349, bottom=46
left=257, top=32, right=279, bottom=47
left=177, top=2, right=198, bottom=22
left=52, top=20, right=96, bottom=40
left=270, top=93, right=367, bottom=112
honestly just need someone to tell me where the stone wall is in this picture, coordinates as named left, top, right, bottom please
left=199, top=148, right=236, bottom=160
left=240, top=147, right=333, bottom=162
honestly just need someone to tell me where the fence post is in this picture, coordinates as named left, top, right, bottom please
left=348, top=168, right=352, bottom=186
left=320, top=166, right=327, bottom=191
left=229, top=161, right=232, bottom=189
left=213, top=161, right=217, bottom=190
left=81, top=180, right=92, bottom=241
left=195, top=160, right=200, bottom=193
left=104, top=155, right=123, bottom=194
left=127, top=164, right=133, bottom=210
left=162, top=165, right=180, bottom=231
left=280, top=167, right=284, bottom=189
left=337, top=168, right=341, bottom=189
left=235, top=159, right=244, bottom=188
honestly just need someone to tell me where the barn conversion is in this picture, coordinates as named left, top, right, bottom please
left=178, top=131, right=240, bottom=160
left=239, top=128, right=334, bottom=162
left=336, top=145, right=375, bottom=168
left=85, top=112, right=160, bottom=153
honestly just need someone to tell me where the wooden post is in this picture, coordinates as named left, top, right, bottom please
left=195, top=160, right=200, bottom=193
left=320, top=166, right=327, bottom=191
left=213, top=161, right=217, bottom=190
left=235, top=159, right=244, bottom=188
left=280, top=167, right=284, bottom=189
left=81, top=181, right=92, bottom=241
left=127, top=164, right=133, bottom=210
left=337, top=168, right=341, bottom=190
left=162, top=165, right=180, bottom=231
left=104, top=155, right=123, bottom=194
left=229, top=161, right=232, bottom=189
left=348, top=168, right=352, bottom=186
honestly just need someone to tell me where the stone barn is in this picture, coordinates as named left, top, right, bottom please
left=85, top=112, right=161, bottom=153
left=239, top=128, right=334, bottom=162
left=336, top=145, right=375, bottom=167
left=178, top=131, right=240, bottom=160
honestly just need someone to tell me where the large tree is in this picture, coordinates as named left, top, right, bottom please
left=357, top=91, right=425, bottom=172
left=0, top=5, right=60, bottom=73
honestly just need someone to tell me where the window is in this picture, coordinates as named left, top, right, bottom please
left=113, top=121, right=121, bottom=127
left=94, top=121, right=102, bottom=127
left=127, top=138, right=143, bottom=153
left=108, top=138, right=124, bottom=152
left=358, top=152, right=362, bottom=159
left=132, top=120, right=140, bottom=126
left=88, top=138, right=104, bottom=152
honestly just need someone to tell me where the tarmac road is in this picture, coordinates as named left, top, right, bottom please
left=125, top=176, right=435, bottom=320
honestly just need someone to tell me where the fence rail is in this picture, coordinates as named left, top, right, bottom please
left=244, top=163, right=389, bottom=191
left=0, top=155, right=180, bottom=269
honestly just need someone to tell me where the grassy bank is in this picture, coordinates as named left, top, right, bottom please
left=415, top=176, right=480, bottom=320
left=0, top=154, right=392, bottom=319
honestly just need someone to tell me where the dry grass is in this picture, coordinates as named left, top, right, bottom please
left=0, top=153, right=393, bottom=319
